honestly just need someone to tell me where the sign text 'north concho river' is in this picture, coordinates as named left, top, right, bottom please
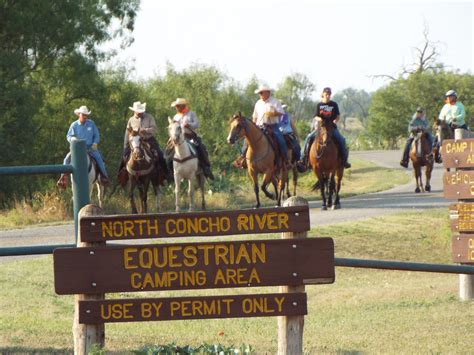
left=441, top=138, right=474, bottom=168
left=452, top=234, right=474, bottom=264
left=79, top=206, right=310, bottom=242
left=443, top=170, right=474, bottom=199
left=53, top=238, right=335, bottom=295
left=79, top=293, right=307, bottom=324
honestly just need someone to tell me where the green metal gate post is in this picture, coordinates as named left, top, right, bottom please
left=70, top=139, right=90, bottom=242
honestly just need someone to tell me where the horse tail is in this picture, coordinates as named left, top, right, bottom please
left=311, top=181, right=320, bottom=191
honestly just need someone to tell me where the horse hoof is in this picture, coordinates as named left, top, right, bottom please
left=425, top=185, right=431, bottom=192
left=415, top=187, right=421, bottom=193
left=321, top=206, right=327, bottom=211
left=332, top=203, right=341, bottom=210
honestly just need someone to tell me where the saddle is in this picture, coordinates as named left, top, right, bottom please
left=261, top=125, right=282, bottom=169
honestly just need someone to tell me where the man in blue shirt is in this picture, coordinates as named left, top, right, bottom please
left=57, top=106, right=109, bottom=188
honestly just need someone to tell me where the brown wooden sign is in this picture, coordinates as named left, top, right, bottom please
left=449, top=203, right=474, bottom=232
left=443, top=170, right=474, bottom=199
left=79, top=206, right=310, bottom=242
left=79, top=292, right=307, bottom=324
left=54, top=238, right=335, bottom=295
left=452, top=235, right=474, bottom=264
left=441, top=139, right=474, bottom=169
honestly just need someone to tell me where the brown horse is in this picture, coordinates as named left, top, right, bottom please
left=409, top=129, right=433, bottom=193
left=227, top=112, right=287, bottom=208
left=309, top=121, right=344, bottom=210
left=283, top=135, right=298, bottom=198
left=126, top=128, right=161, bottom=213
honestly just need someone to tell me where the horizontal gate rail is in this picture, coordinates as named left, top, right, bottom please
left=335, top=257, right=474, bottom=274
left=0, top=244, right=76, bottom=256
left=0, top=164, right=73, bottom=176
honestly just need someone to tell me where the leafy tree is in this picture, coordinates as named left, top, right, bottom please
left=274, top=73, right=317, bottom=120
left=0, top=0, right=139, bottom=204
left=333, top=88, right=371, bottom=129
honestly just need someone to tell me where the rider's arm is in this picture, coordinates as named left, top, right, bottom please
left=451, top=103, right=466, bottom=123
left=186, top=111, right=200, bottom=130
left=140, top=114, right=157, bottom=135
left=91, top=121, right=100, bottom=145
left=66, top=122, right=76, bottom=143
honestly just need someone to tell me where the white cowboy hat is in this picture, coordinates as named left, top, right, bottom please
left=170, top=98, right=188, bottom=107
left=445, top=90, right=457, bottom=97
left=129, top=101, right=147, bottom=113
left=74, top=106, right=91, bottom=115
left=254, top=85, right=273, bottom=94
left=281, top=103, right=288, bottom=109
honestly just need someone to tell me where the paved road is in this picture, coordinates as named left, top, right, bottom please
left=0, top=150, right=449, bottom=249
left=308, top=150, right=449, bottom=227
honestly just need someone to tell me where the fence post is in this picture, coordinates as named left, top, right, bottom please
left=278, top=196, right=307, bottom=355
left=454, top=128, right=474, bottom=301
left=73, top=204, right=105, bottom=354
left=71, top=139, right=90, bottom=243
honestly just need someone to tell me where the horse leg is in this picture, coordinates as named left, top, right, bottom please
left=174, top=173, right=181, bottom=212
left=138, top=183, right=147, bottom=213
left=200, top=175, right=206, bottom=210
left=328, top=175, right=335, bottom=208
left=260, top=171, right=276, bottom=201
left=425, top=164, right=432, bottom=192
left=153, top=183, right=161, bottom=212
left=188, top=176, right=195, bottom=212
left=277, top=169, right=287, bottom=207
left=414, top=164, right=421, bottom=193
left=320, top=175, right=328, bottom=210
left=249, top=170, right=261, bottom=208
left=96, top=182, right=104, bottom=209
left=293, top=167, right=298, bottom=197
left=129, top=180, right=138, bottom=214
left=333, top=167, right=343, bottom=209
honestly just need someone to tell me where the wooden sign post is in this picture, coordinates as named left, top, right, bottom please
left=441, top=129, right=474, bottom=301
left=54, top=200, right=335, bottom=354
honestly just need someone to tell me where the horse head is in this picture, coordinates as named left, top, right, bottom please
left=128, top=128, right=145, bottom=161
left=168, top=118, right=184, bottom=146
left=227, top=111, right=247, bottom=144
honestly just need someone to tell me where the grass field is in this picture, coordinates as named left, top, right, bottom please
left=0, top=159, right=408, bottom=229
left=1, top=208, right=473, bottom=354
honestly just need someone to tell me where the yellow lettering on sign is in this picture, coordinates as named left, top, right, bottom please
left=140, top=302, right=163, bottom=318
left=236, top=213, right=290, bottom=232
left=274, top=297, right=284, bottom=312
left=100, top=303, right=134, bottom=320
left=213, top=267, right=261, bottom=286
left=445, top=141, right=468, bottom=154
left=470, top=250, right=474, bottom=261
left=129, top=270, right=207, bottom=289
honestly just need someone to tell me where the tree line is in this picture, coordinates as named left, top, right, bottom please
left=1, top=0, right=473, bottom=206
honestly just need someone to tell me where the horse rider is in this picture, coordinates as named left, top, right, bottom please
left=118, top=101, right=171, bottom=185
left=299, top=87, right=351, bottom=169
left=233, top=85, right=289, bottom=169
left=438, top=90, right=467, bottom=130
left=280, top=103, right=303, bottom=170
left=167, top=98, right=214, bottom=180
left=57, top=105, right=109, bottom=188
left=400, top=107, right=437, bottom=168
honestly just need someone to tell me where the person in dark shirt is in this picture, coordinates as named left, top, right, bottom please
left=299, top=87, right=351, bottom=169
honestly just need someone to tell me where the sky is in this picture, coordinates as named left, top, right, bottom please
left=106, top=0, right=473, bottom=94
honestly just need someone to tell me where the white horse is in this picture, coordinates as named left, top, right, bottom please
left=59, top=152, right=106, bottom=208
left=167, top=118, right=206, bottom=212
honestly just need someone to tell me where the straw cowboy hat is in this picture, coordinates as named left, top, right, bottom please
left=170, top=98, right=188, bottom=107
left=74, top=105, right=91, bottom=115
left=129, top=101, right=147, bottom=113
left=254, top=85, right=273, bottom=94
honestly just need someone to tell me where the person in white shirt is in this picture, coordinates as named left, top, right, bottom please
left=233, top=85, right=289, bottom=168
left=167, top=98, right=214, bottom=180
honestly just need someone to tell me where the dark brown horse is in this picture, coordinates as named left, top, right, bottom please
left=227, top=112, right=287, bottom=208
left=126, top=128, right=161, bottom=213
left=409, top=129, right=433, bottom=193
left=309, top=121, right=344, bottom=210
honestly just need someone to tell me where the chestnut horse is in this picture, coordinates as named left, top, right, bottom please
left=227, top=112, right=287, bottom=208
left=409, top=129, right=433, bottom=193
left=309, top=121, right=344, bottom=210
left=126, top=128, right=160, bottom=213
